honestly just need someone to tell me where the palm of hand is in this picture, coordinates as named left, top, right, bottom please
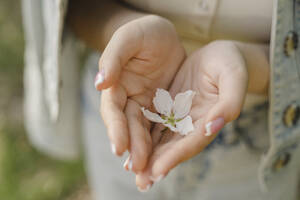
left=136, top=51, right=219, bottom=183
left=136, top=42, right=248, bottom=189
left=99, top=16, right=185, bottom=171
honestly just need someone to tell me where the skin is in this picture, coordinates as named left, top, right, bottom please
left=67, top=0, right=270, bottom=191
left=98, top=15, right=186, bottom=173
left=136, top=41, right=250, bottom=189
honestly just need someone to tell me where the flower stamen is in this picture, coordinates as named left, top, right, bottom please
left=141, top=88, right=195, bottom=136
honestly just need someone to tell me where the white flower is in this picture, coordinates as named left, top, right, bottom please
left=141, top=88, right=195, bottom=135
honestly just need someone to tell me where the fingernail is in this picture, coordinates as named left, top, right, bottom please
left=123, top=156, right=130, bottom=170
left=94, top=69, right=105, bottom=89
left=205, top=117, right=225, bottom=136
left=128, top=158, right=133, bottom=171
left=111, top=143, right=116, bottom=155
left=150, top=175, right=164, bottom=183
left=123, top=158, right=129, bottom=170
left=138, top=184, right=151, bottom=193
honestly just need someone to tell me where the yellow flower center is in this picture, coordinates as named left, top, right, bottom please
left=162, top=113, right=182, bottom=127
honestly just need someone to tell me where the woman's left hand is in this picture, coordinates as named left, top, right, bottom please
left=135, top=41, right=250, bottom=190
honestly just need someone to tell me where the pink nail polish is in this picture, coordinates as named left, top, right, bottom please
left=123, top=155, right=132, bottom=171
left=205, top=117, right=225, bottom=136
left=123, top=157, right=129, bottom=170
left=94, top=69, right=105, bottom=89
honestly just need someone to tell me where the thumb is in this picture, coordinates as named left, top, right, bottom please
left=95, top=24, right=143, bottom=90
left=204, top=68, right=248, bottom=136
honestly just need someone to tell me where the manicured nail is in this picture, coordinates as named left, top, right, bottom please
left=205, top=117, right=225, bottom=136
left=111, top=143, right=116, bottom=155
left=128, top=159, right=133, bottom=171
left=123, top=156, right=131, bottom=170
left=94, top=69, right=105, bottom=89
left=123, top=158, right=128, bottom=170
left=138, top=184, right=151, bottom=193
left=150, top=175, right=164, bottom=183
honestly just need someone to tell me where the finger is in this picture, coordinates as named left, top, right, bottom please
left=136, top=131, right=182, bottom=189
left=125, top=99, right=152, bottom=173
left=100, top=85, right=129, bottom=156
left=95, top=24, right=143, bottom=90
left=151, top=124, right=182, bottom=148
left=135, top=146, right=163, bottom=191
left=123, top=155, right=132, bottom=171
left=136, top=172, right=153, bottom=192
left=150, top=124, right=165, bottom=147
left=146, top=121, right=216, bottom=182
left=203, top=67, right=248, bottom=135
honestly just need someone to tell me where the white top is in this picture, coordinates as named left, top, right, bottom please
left=123, top=0, right=273, bottom=44
left=22, top=0, right=81, bottom=159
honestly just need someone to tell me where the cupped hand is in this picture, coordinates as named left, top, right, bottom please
left=135, top=41, right=249, bottom=190
left=96, top=15, right=186, bottom=172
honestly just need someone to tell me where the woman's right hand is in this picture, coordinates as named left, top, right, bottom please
left=135, top=40, right=270, bottom=191
left=95, top=15, right=186, bottom=173
left=134, top=41, right=247, bottom=190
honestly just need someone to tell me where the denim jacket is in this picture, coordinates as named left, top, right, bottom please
left=22, top=0, right=300, bottom=194
left=258, top=0, right=300, bottom=193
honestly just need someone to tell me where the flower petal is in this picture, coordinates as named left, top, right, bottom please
left=163, top=122, right=178, bottom=132
left=141, top=107, right=164, bottom=123
left=153, top=88, right=173, bottom=116
left=173, top=90, right=196, bottom=119
left=176, top=115, right=194, bottom=135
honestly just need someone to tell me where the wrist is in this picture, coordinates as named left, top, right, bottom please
left=234, top=42, right=270, bottom=96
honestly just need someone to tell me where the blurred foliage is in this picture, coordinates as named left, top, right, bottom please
left=0, top=1, right=88, bottom=200
left=0, top=0, right=24, bottom=86
left=0, top=0, right=24, bottom=120
left=0, top=125, right=86, bottom=200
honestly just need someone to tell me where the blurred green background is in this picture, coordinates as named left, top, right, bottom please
left=0, top=1, right=89, bottom=200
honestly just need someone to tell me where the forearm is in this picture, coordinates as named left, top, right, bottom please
left=234, top=41, right=270, bottom=95
left=67, top=0, right=147, bottom=51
